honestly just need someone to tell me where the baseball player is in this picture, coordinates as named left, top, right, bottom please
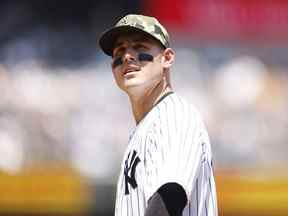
left=99, top=14, right=218, bottom=216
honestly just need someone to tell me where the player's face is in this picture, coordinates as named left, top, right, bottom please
left=111, top=33, right=168, bottom=95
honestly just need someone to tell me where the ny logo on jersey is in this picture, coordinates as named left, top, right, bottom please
left=124, top=150, right=140, bottom=195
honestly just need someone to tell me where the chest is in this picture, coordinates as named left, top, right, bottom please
left=118, top=135, right=146, bottom=196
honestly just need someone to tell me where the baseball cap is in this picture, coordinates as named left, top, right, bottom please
left=99, top=14, right=170, bottom=56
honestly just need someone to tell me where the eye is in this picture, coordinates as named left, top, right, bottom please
left=113, top=46, right=125, bottom=58
left=112, top=57, right=123, bottom=68
left=133, top=44, right=148, bottom=52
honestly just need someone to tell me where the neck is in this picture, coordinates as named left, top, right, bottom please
left=129, top=81, right=173, bottom=124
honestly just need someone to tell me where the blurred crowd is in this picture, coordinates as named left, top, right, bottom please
left=0, top=43, right=287, bottom=181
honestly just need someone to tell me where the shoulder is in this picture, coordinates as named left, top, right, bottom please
left=156, top=93, right=203, bottom=122
left=152, top=93, right=207, bottom=142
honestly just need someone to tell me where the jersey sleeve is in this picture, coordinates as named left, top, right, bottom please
left=143, top=98, right=214, bottom=204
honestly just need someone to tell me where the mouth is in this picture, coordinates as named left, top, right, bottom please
left=123, top=66, right=140, bottom=75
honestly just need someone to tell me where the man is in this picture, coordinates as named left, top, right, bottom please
left=99, top=14, right=218, bottom=216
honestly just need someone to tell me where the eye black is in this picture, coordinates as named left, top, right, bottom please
left=138, top=53, right=154, bottom=62
left=112, top=57, right=123, bottom=68
left=112, top=53, right=154, bottom=68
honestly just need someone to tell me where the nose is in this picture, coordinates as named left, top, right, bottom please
left=122, top=48, right=137, bottom=64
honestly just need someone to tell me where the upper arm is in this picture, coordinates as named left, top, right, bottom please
left=145, top=182, right=187, bottom=216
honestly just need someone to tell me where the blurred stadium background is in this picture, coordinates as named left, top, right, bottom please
left=0, top=0, right=287, bottom=215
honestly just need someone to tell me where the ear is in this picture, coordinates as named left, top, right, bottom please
left=161, top=48, right=175, bottom=69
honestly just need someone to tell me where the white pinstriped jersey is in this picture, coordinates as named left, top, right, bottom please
left=115, top=92, right=218, bottom=216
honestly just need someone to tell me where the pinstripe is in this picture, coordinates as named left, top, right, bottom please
left=196, top=178, right=199, bottom=216
left=152, top=134, right=158, bottom=151
left=183, top=110, right=199, bottom=172
left=182, top=105, right=193, bottom=169
left=126, top=196, right=128, bottom=216
left=179, top=97, right=188, bottom=156
left=143, top=129, right=150, bottom=167
left=209, top=178, right=215, bottom=213
left=147, top=148, right=153, bottom=166
left=186, top=142, right=202, bottom=186
left=156, top=105, right=164, bottom=163
left=171, top=95, right=183, bottom=178
left=170, top=95, right=178, bottom=134
left=142, top=186, right=147, bottom=210
left=157, top=105, right=166, bottom=166
left=163, top=100, right=171, bottom=150
left=130, top=186, right=133, bottom=215
left=136, top=189, right=140, bottom=216
left=114, top=93, right=217, bottom=216
left=177, top=96, right=186, bottom=174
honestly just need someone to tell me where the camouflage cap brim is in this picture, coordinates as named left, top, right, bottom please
left=99, top=25, right=167, bottom=56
